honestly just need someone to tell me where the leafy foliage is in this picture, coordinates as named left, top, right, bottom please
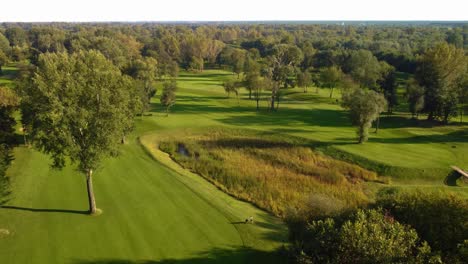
left=19, top=50, right=135, bottom=172
left=377, top=190, right=468, bottom=262
left=289, top=209, right=436, bottom=264
left=342, top=88, right=387, bottom=143
left=160, top=80, right=177, bottom=115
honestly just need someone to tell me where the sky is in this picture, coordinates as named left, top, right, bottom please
left=0, top=0, right=467, bottom=22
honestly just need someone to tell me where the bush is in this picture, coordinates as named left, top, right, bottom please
left=376, top=190, right=468, bottom=262
left=289, top=209, right=438, bottom=264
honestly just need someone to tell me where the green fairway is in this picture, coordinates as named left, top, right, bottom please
left=0, top=125, right=286, bottom=263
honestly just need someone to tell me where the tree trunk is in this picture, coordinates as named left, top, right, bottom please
left=270, top=90, right=275, bottom=111
left=121, top=135, right=126, bottom=144
left=329, top=87, right=334, bottom=98
left=249, top=89, right=252, bottom=99
left=427, top=111, right=434, bottom=121
left=276, top=95, right=280, bottom=110
left=256, top=98, right=259, bottom=111
left=375, top=115, right=380, bottom=133
left=460, top=105, right=463, bottom=124
left=86, top=169, right=97, bottom=215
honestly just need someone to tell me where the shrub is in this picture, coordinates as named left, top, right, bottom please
left=290, top=209, right=438, bottom=264
left=376, top=190, right=468, bottom=262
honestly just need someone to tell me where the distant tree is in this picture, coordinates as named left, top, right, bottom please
left=459, top=76, right=468, bottom=123
left=378, top=64, right=398, bottom=113
left=0, top=33, right=10, bottom=55
left=222, top=79, right=239, bottom=99
left=243, top=57, right=261, bottom=99
left=268, top=44, right=303, bottom=110
left=253, top=77, right=268, bottom=111
left=5, top=27, right=28, bottom=47
left=231, top=49, right=246, bottom=78
left=0, top=50, right=8, bottom=75
left=406, top=79, right=425, bottom=119
left=342, top=88, right=387, bottom=143
left=346, top=49, right=383, bottom=89
left=19, top=51, right=135, bottom=215
left=296, top=70, right=312, bottom=93
left=160, top=80, right=177, bottom=116
left=300, top=42, right=316, bottom=70
left=0, top=87, right=19, bottom=145
left=320, top=66, right=343, bottom=98
left=125, top=57, right=158, bottom=113
left=446, top=29, right=464, bottom=49
left=189, top=56, right=204, bottom=72
left=0, top=86, right=17, bottom=205
left=416, top=43, right=467, bottom=123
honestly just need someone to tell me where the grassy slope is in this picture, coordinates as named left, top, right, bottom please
left=0, top=69, right=286, bottom=263
left=0, top=134, right=286, bottom=263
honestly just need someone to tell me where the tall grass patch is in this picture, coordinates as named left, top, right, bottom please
left=159, top=128, right=381, bottom=217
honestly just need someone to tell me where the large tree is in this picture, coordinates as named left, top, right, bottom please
left=416, top=43, right=467, bottom=123
left=19, top=50, right=135, bottom=214
left=342, top=88, right=387, bottom=143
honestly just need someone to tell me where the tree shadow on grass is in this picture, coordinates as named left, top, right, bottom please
left=1, top=205, right=88, bottom=215
left=444, top=171, right=464, bottom=186
left=368, top=129, right=468, bottom=145
left=73, top=246, right=286, bottom=264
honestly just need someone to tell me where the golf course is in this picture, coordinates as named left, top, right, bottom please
left=0, top=66, right=466, bottom=263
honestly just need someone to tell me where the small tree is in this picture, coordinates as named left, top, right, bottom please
left=160, top=81, right=177, bottom=116
left=320, top=66, right=343, bottom=98
left=406, top=78, right=425, bottom=119
left=296, top=70, right=312, bottom=93
left=19, top=51, right=135, bottom=215
left=222, top=79, right=239, bottom=99
left=0, top=50, right=8, bottom=75
left=342, top=88, right=387, bottom=143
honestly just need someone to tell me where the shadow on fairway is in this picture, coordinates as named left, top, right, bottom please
left=444, top=171, right=463, bottom=186
left=1, top=205, right=88, bottom=215
left=73, top=246, right=286, bottom=264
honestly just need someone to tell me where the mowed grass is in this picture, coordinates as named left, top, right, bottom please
left=1, top=68, right=466, bottom=263
left=0, top=120, right=287, bottom=263
left=147, top=70, right=468, bottom=187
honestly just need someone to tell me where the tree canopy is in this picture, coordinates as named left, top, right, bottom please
left=19, top=50, right=136, bottom=214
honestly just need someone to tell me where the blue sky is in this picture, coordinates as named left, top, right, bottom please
left=1, top=0, right=467, bottom=22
